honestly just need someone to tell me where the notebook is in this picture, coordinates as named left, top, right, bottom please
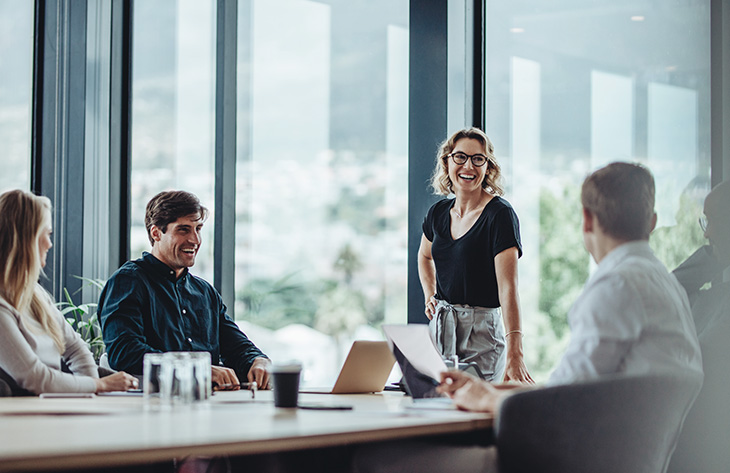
left=300, top=340, right=396, bottom=394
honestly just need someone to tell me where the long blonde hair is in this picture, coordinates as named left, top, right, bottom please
left=430, top=127, right=504, bottom=196
left=0, top=190, right=65, bottom=352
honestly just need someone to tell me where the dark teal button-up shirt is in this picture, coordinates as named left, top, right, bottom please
left=99, top=252, right=266, bottom=377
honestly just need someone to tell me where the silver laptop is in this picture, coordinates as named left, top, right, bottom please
left=300, top=341, right=396, bottom=394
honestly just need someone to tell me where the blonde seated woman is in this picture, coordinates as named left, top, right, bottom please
left=0, top=189, right=138, bottom=395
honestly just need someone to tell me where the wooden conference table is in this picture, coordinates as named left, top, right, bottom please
left=0, top=390, right=493, bottom=472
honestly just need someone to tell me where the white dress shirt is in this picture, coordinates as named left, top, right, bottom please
left=549, top=241, right=703, bottom=385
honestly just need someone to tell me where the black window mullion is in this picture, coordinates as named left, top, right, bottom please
left=214, top=0, right=238, bottom=312
left=109, top=0, right=133, bottom=271
left=408, top=0, right=448, bottom=323
left=472, top=0, right=485, bottom=129
left=31, top=0, right=87, bottom=302
left=711, top=0, right=729, bottom=184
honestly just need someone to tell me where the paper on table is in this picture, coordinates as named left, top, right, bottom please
left=381, top=324, right=447, bottom=381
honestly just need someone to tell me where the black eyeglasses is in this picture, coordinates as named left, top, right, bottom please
left=699, top=216, right=708, bottom=232
left=449, top=152, right=488, bottom=167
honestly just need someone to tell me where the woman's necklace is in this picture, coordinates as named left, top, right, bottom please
left=453, top=194, right=490, bottom=219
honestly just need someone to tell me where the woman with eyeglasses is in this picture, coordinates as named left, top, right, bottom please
left=418, top=128, right=533, bottom=384
left=0, top=189, right=138, bottom=395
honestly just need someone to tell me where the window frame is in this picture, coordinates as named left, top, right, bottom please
left=29, top=0, right=729, bottom=308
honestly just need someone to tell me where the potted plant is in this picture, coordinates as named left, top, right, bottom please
left=56, top=277, right=106, bottom=362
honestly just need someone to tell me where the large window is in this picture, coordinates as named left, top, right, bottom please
left=13, top=0, right=727, bottom=393
left=130, top=0, right=217, bottom=282
left=485, top=0, right=711, bottom=379
left=0, top=0, right=34, bottom=192
left=235, top=0, right=409, bottom=386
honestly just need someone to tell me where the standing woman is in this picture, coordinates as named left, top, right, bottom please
left=0, top=189, right=138, bottom=395
left=419, top=128, right=533, bottom=383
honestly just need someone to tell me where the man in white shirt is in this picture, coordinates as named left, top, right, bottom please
left=548, top=236, right=701, bottom=384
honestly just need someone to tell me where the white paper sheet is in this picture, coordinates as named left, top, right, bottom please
left=381, top=324, right=447, bottom=381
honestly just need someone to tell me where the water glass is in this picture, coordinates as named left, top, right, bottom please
left=190, top=352, right=212, bottom=402
left=143, top=353, right=165, bottom=406
left=161, top=352, right=194, bottom=406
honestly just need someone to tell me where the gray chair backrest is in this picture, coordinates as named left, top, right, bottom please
left=495, top=373, right=703, bottom=473
left=0, top=366, right=34, bottom=396
left=0, top=378, right=11, bottom=397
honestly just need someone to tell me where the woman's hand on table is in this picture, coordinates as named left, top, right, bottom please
left=95, top=371, right=138, bottom=393
left=503, top=353, right=534, bottom=384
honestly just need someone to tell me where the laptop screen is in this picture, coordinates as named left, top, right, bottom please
left=391, top=343, right=444, bottom=399
left=382, top=324, right=450, bottom=400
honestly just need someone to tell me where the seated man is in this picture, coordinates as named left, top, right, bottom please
left=99, top=190, right=270, bottom=389
left=668, top=180, right=730, bottom=472
left=672, top=180, right=730, bottom=336
left=353, top=162, right=703, bottom=473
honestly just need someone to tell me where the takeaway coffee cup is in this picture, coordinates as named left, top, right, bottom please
left=270, top=362, right=303, bottom=408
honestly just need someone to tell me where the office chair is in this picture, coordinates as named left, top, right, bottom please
left=0, top=378, right=10, bottom=397
left=0, top=366, right=33, bottom=396
left=494, top=372, right=703, bottom=473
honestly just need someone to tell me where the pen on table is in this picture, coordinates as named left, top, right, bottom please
left=213, top=381, right=257, bottom=397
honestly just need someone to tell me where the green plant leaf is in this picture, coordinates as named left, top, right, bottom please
left=59, top=276, right=108, bottom=363
left=59, top=306, right=79, bottom=316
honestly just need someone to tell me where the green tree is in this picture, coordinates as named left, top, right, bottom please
left=538, top=185, right=589, bottom=339
left=237, top=273, right=318, bottom=330
left=650, top=192, right=706, bottom=270
left=334, top=243, right=363, bottom=286
left=314, top=285, right=368, bottom=355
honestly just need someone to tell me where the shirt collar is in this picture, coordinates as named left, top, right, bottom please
left=142, top=252, right=189, bottom=282
left=594, top=240, right=652, bottom=275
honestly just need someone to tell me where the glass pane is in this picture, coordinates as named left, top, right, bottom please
left=486, top=1, right=711, bottom=380
left=130, top=0, right=216, bottom=281
left=0, top=0, right=33, bottom=192
left=236, top=0, right=409, bottom=386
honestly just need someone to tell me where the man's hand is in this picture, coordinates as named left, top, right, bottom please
left=437, top=370, right=496, bottom=412
left=438, top=370, right=521, bottom=413
left=211, top=365, right=240, bottom=390
left=248, top=357, right=271, bottom=390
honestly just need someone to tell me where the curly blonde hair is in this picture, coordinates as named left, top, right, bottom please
left=430, top=127, right=504, bottom=196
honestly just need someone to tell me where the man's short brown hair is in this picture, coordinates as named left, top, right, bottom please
left=581, top=162, right=655, bottom=241
left=145, top=191, right=209, bottom=245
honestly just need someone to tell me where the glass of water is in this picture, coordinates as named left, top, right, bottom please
left=161, top=352, right=194, bottom=406
left=190, top=351, right=212, bottom=402
left=143, top=353, right=165, bottom=408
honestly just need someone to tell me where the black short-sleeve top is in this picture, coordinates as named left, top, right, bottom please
left=422, top=197, right=522, bottom=308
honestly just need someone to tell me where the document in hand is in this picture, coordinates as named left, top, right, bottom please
left=381, top=324, right=451, bottom=401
